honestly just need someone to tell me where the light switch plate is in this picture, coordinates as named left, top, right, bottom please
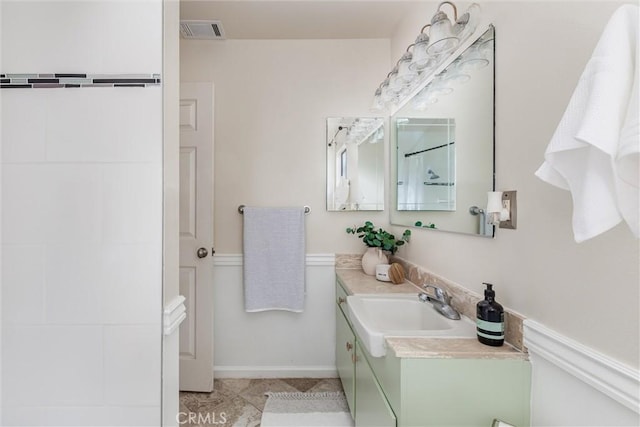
left=499, top=191, right=517, bottom=229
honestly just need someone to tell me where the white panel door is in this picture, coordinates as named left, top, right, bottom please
left=179, top=82, right=215, bottom=392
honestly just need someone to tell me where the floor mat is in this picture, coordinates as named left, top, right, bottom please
left=260, top=391, right=353, bottom=427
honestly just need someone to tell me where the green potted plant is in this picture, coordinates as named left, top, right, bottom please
left=346, top=221, right=411, bottom=275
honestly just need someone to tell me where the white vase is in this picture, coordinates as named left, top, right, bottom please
left=361, top=247, right=389, bottom=276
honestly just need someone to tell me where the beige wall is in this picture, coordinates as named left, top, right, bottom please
left=180, top=1, right=638, bottom=368
left=181, top=38, right=391, bottom=254
left=389, top=1, right=639, bottom=367
left=180, top=38, right=393, bottom=376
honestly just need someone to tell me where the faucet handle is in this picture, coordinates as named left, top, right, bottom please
left=422, top=284, right=450, bottom=304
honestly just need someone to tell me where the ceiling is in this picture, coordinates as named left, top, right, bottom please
left=180, top=1, right=429, bottom=40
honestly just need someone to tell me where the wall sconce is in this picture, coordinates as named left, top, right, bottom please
left=487, top=191, right=517, bottom=229
left=371, top=1, right=481, bottom=112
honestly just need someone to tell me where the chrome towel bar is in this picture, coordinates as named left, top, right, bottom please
left=238, top=205, right=310, bottom=214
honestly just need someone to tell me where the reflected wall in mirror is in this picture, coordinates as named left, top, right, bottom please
left=397, top=118, right=456, bottom=211
left=327, top=117, right=385, bottom=211
left=390, top=25, right=494, bottom=236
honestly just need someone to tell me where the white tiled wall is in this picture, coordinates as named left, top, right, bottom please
left=103, top=325, right=161, bottom=406
left=1, top=1, right=162, bottom=74
left=3, top=326, right=104, bottom=407
left=1, top=90, right=163, bottom=425
left=1, top=1, right=163, bottom=425
left=1, top=245, right=45, bottom=325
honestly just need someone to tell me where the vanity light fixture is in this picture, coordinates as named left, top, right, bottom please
left=397, top=52, right=419, bottom=83
left=371, top=87, right=384, bottom=111
left=409, top=32, right=434, bottom=72
left=426, top=2, right=460, bottom=56
left=371, top=1, right=481, bottom=112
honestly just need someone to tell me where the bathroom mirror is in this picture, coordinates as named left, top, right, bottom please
left=390, top=25, right=495, bottom=236
left=326, top=117, right=385, bottom=211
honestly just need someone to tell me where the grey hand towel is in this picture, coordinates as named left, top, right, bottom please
left=243, top=206, right=306, bottom=312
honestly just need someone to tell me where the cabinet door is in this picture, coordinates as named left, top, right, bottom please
left=336, top=306, right=356, bottom=418
left=355, top=343, right=397, bottom=427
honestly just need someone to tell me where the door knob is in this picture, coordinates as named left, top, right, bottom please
left=197, top=248, right=208, bottom=258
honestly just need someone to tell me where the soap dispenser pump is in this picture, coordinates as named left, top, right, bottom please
left=476, top=283, right=504, bottom=346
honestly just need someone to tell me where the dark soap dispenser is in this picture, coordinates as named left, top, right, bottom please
left=476, top=283, right=504, bottom=346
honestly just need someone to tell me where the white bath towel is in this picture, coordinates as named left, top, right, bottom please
left=243, top=206, right=306, bottom=312
left=616, top=35, right=640, bottom=238
left=535, top=4, right=639, bottom=242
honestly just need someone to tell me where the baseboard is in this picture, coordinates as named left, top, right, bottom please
left=214, top=366, right=338, bottom=379
left=524, top=319, right=640, bottom=413
left=213, top=253, right=336, bottom=267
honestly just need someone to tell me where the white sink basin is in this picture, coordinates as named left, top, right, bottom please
left=346, top=294, right=476, bottom=357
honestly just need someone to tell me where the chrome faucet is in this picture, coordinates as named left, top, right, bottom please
left=418, top=284, right=461, bottom=320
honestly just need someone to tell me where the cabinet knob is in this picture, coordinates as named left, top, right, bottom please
left=346, top=342, right=353, bottom=352
left=338, top=297, right=346, bottom=305
left=351, top=353, right=358, bottom=363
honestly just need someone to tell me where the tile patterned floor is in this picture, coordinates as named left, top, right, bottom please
left=179, top=378, right=344, bottom=427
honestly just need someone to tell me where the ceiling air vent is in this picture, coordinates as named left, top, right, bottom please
left=180, top=20, right=226, bottom=40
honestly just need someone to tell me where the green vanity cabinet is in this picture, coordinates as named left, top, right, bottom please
left=336, top=280, right=397, bottom=426
left=354, top=341, right=397, bottom=427
left=364, top=346, right=531, bottom=427
left=335, top=276, right=531, bottom=427
left=335, top=283, right=356, bottom=418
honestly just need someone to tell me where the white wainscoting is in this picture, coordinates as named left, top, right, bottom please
left=212, top=254, right=337, bottom=378
left=524, top=320, right=640, bottom=426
